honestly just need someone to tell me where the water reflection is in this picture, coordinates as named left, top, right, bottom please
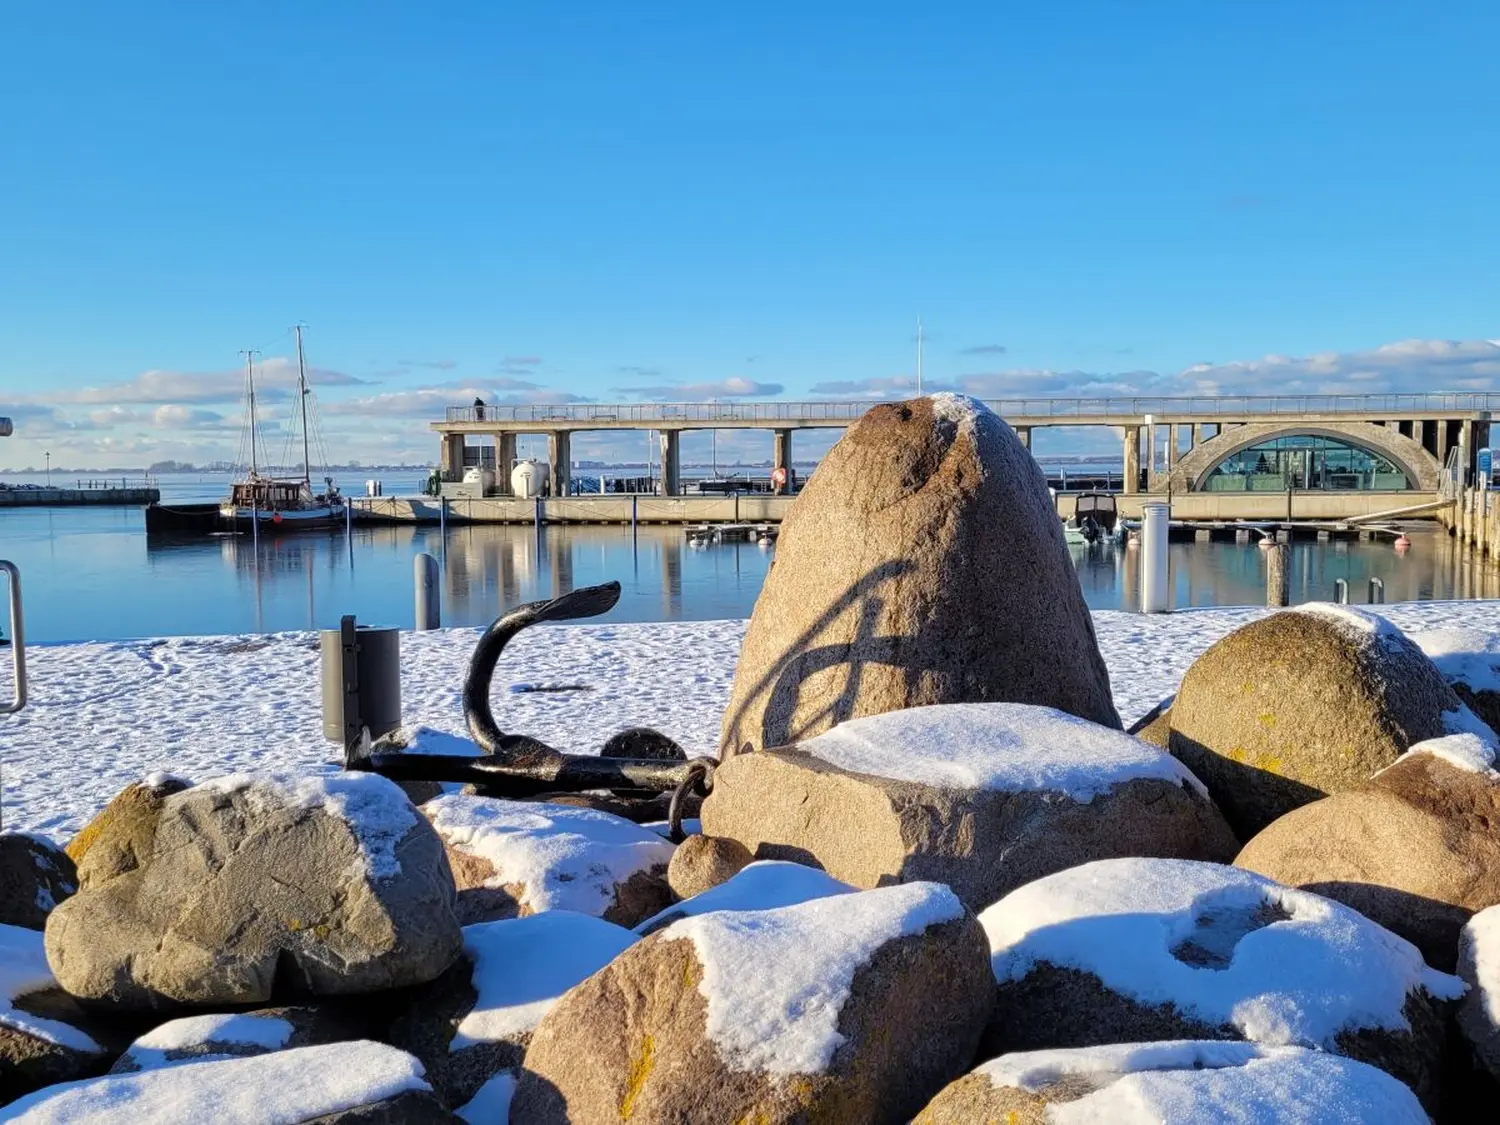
left=3, top=499, right=1496, bottom=644
left=1068, top=527, right=1500, bottom=611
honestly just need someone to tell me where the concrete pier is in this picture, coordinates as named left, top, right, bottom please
left=0, top=485, right=159, bottom=507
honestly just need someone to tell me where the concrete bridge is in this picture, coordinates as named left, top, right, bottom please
left=432, top=392, right=1496, bottom=497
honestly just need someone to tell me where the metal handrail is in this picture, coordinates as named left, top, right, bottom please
left=444, top=391, right=1500, bottom=425
left=0, top=562, right=25, bottom=714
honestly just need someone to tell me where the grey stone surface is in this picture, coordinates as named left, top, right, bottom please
left=719, top=395, right=1119, bottom=759
left=45, top=775, right=462, bottom=1011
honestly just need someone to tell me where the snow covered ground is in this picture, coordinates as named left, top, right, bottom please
left=3, top=602, right=1498, bottom=843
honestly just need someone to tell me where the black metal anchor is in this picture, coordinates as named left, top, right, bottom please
left=345, top=581, right=716, bottom=840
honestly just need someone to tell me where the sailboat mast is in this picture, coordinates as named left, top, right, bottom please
left=241, top=349, right=261, bottom=476
left=295, top=324, right=311, bottom=485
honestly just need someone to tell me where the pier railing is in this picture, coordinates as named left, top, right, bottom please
left=445, top=392, right=1500, bottom=426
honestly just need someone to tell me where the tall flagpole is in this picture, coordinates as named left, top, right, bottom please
left=916, top=316, right=924, bottom=396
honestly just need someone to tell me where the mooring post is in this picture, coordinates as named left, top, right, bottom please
left=1140, top=502, right=1171, bottom=613
left=414, top=552, right=440, bottom=630
left=1334, top=578, right=1350, bottom=604
left=1266, top=542, right=1290, bottom=607
left=631, top=492, right=638, bottom=534
left=1368, top=576, right=1385, bottom=604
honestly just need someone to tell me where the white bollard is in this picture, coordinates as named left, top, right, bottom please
left=1140, top=502, right=1171, bottom=613
left=414, top=552, right=440, bottom=630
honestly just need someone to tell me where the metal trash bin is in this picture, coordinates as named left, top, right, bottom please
left=321, top=616, right=401, bottom=750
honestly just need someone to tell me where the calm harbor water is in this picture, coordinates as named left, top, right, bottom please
left=0, top=474, right=1495, bottom=643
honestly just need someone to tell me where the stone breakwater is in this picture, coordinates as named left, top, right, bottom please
left=5, top=397, right=1500, bottom=1122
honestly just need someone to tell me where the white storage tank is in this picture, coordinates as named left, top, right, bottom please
left=510, top=459, right=549, bottom=499
left=462, top=466, right=496, bottom=495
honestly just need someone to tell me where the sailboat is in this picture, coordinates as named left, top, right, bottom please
left=219, top=326, right=346, bottom=531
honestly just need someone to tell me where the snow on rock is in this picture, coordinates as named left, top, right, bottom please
left=1458, top=904, right=1500, bottom=1080
left=0, top=1040, right=433, bottom=1124
left=961, top=1041, right=1428, bottom=1125
left=983, top=857, right=1463, bottom=1050
left=452, top=913, right=637, bottom=1051
left=1394, top=732, right=1500, bottom=776
left=664, top=880, right=965, bottom=1077
left=1462, top=905, right=1500, bottom=1028
left=1443, top=702, right=1500, bottom=741
left=423, top=794, right=676, bottom=917
left=455, top=1070, right=517, bottom=1124
left=1414, top=626, right=1500, bottom=694
left=195, top=773, right=417, bottom=880
left=6, top=603, right=1500, bottom=844
left=1292, top=601, right=1389, bottom=637
left=114, top=1013, right=294, bottom=1073
left=635, top=860, right=855, bottom=935
left=927, top=391, right=991, bottom=434
left=0, top=924, right=98, bottom=1054
left=796, top=702, right=1207, bottom=800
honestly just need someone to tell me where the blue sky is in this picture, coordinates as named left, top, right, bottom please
left=2, top=1, right=1497, bottom=469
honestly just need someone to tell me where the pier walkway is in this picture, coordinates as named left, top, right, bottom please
left=0, top=483, right=159, bottom=507
left=432, top=392, right=1496, bottom=499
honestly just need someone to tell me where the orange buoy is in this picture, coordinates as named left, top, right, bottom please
left=1394, top=534, right=1410, bottom=551
left=1257, top=537, right=1273, bottom=550
left=272, top=512, right=283, bottom=525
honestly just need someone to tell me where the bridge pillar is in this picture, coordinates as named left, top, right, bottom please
left=548, top=431, right=571, bottom=496
left=1460, top=420, right=1474, bottom=483
left=773, top=428, right=793, bottom=477
left=496, top=432, right=517, bottom=494
left=440, top=433, right=466, bottom=481
left=1123, top=425, right=1141, bottom=494
left=1013, top=425, right=1031, bottom=450
left=659, top=430, right=682, bottom=496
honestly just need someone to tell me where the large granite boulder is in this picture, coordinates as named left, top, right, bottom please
left=45, top=773, right=462, bottom=1011
left=701, top=703, right=1238, bottom=910
left=718, top=394, right=1119, bottom=758
left=110, top=1007, right=364, bottom=1073
left=980, top=857, right=1463, bottom=1108
left=1236, top=733, right=1500, bottom=970
left=1457, top=903, right=1500, bottom=1083
left=387, top=912, right=636, bottom=1109
left=1, top=923, right=119, bottom=1106
left=0, top=1040, right=454, bottom=1122
left=422, top=794, right=675, bottom=928
left=1414, top=626, right=1500, bottom=736
left=65, top=774, right=191, bottom=881
left=514, top=882, right=993, bottom=1125
left=1167, top=604, right=1484, bottom=838
left=0, top=833, right=76, bottom=930
left=913, top=1041, right=1429, bottom=1124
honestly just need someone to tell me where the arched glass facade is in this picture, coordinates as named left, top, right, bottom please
left=1202, top=434, right=1412, bottom=492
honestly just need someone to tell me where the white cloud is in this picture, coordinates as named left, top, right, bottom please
left=37, top=357, right=370, bottom=407
left=151, top=405, right=226, bottom=429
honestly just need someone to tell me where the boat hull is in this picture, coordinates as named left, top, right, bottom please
left=220, top=504, right=346, bottom=531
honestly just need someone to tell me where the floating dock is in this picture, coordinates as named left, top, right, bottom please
left=685, top=523, right=779, bottom=545
left=1, top=485, right=159, bottom=508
